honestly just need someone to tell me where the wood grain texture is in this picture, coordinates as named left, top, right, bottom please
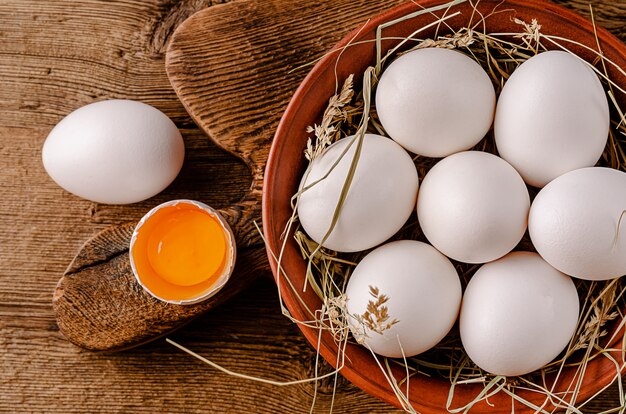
left=54, top=223, right=267, bottom=351
left=1, top=0, right=625, bottom=412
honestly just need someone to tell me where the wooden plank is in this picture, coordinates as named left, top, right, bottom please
left=1, top=0, right=625, bottom=412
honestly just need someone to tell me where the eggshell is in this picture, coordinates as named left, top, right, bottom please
left=375, top=48, right=495, bottom=157
left=495, top=51, right=610, bottom=187
left=417, top=151, right=529, bottom=263
left=460, top=252, right=579, bottom=376
left=129, top=199, right=236, bottom=305
left=42, top=99, right=184, bottom=204
left=529, top=167, right=626, bottom=280
left=298, top=134, right=418, bottom=252
left=346, top=240, right=461, bottom=358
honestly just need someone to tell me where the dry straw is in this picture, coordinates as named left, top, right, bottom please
left=169, top=0, right=626, bottom=413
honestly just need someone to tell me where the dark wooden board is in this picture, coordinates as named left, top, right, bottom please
left=2, top=0, right=625, bottom=412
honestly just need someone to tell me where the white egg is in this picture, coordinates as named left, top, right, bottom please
left=375, top=48, right=495, bottom=157
left=495, top=51, right=610, bottom=188
left=346, top=240, right=461, bottom=358
left=529, top=167, right=626, bottom=280
left=417, top=151, right=529, bottom=263
left=297, top=134, right=418, bottom=252
left=460, top=252, right=579, bottom=376
left=42, top=100, right=184, bottom=204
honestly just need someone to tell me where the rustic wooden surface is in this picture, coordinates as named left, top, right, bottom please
left=2, top=0, right=626, bottom=412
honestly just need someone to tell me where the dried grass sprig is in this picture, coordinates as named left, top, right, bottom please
left=352, top=286, right=399, bottom=341
left=304, top=74, right=355, bottom=161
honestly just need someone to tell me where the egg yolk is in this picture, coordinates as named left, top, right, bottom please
left=146, top=209, right=227, bottom=286
left=131, top=202, right=232, bottom=302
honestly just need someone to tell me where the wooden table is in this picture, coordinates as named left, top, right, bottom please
left=2, top=0, right=625, bottom=412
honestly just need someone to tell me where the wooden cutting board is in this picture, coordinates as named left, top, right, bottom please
left=52, top=0, right=408, bottom=351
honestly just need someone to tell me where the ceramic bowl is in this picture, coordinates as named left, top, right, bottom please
left=263, top=0, right=626, bottom=411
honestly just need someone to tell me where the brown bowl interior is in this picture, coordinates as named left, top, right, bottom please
left=263, top=0, right=626, bottom=412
